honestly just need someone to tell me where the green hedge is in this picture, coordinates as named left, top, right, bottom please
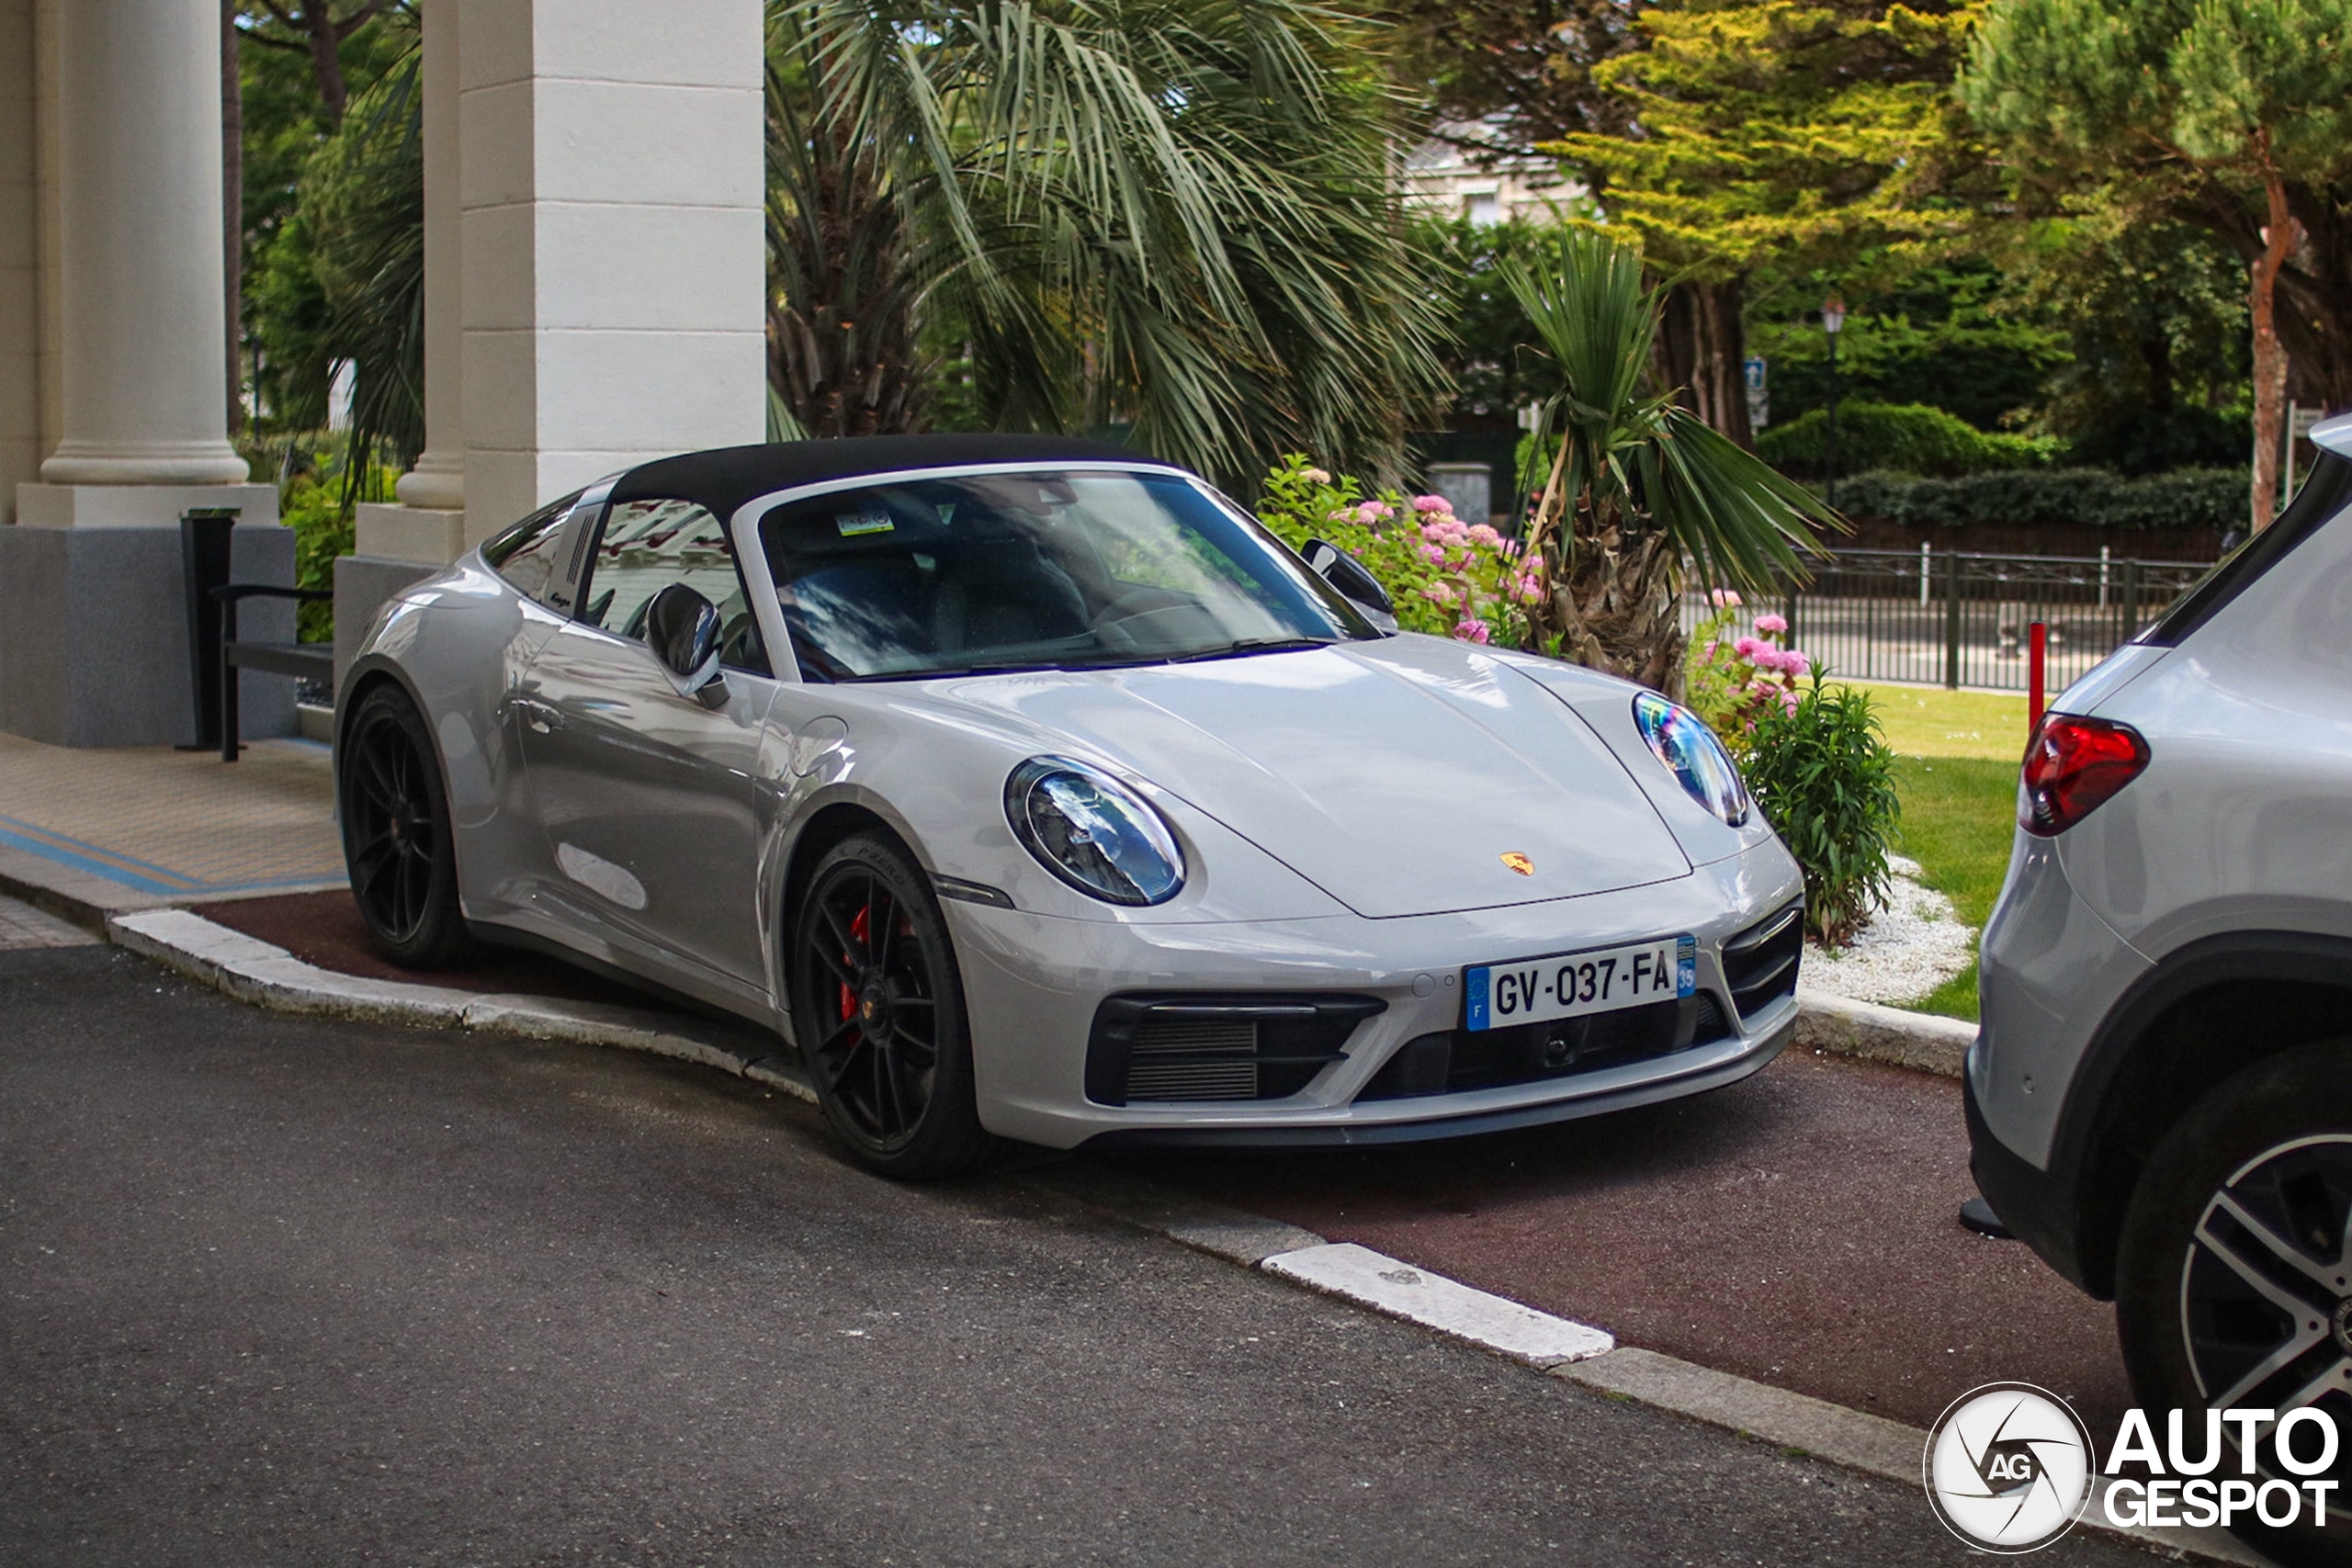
left=1833, top=467, right=2248, bottom=533
left=1758, top=401, right=2058, bottom=478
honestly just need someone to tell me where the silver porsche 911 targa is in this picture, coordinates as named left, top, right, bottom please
left=336, top=435, right=1805, bottom=1177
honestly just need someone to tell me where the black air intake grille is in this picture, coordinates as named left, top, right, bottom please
left=1722, top=900, right=1804, bottom=1021
left=1086, top=995, right=1385, bottom=1106
left=1126, top=1019, right=1259, bottom=1101
left=1357, top=991, right=1737, bottom=1102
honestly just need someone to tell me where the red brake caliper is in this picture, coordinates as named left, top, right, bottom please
left=838, top=906, right=870, bottom=1024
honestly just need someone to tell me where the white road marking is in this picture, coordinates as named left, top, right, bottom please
left=1261, top=1241, right=1614, bottom=1367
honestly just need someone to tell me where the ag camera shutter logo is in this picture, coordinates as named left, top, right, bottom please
left=1923, top=1382, right=2094, bottom=1552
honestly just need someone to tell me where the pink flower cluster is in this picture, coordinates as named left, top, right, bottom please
left=1732, top=635, right=1810, bottom=679
left=1687, top=592, right=1815, bottom=738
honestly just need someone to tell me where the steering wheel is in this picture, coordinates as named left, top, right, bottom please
left=1090, top=586, right=1186, bottom=648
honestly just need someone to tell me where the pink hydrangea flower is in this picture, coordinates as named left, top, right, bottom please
left=1414, top=494, right=1451, bottom=513
left=1732, top=636, right=1767, bottom=660
left=1781, top=690, right=1802, bottom=715
left=1302, top=468, right=1331, bottom=484
left=1453, top=617, right=1491, bottom=644
left=1466, top=524, right=1504, bottom=547
left=1419, top=543, right=1444, bottom=565
left=1782, top=649, right=1812, bottom=678
left=1710, top=588, right=1744, bottom=609
left=1421, top=582, right=1461, bottom=606
left=1355, top=500, right=1395, bottom=523
left=1753, top=613, right=1788, bottom=635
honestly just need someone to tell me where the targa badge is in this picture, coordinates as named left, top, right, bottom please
left=1499, top=852, right=1534, bottom=876
left=1923, top=1382, right=2094, bottom=1552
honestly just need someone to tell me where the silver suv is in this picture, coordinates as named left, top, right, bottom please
left=1970, top=414, right=2352, bottom=1562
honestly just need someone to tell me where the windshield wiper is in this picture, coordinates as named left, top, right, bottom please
left=1166, top=637, right=1333, bottom=664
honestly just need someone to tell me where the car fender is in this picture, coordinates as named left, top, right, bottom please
left=2044, top=929, right=2352, bottom=1297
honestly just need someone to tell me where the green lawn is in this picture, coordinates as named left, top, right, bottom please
left=1826, top=682, right=2026, bottom=1021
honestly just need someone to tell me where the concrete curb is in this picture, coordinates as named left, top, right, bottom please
left=105, top=908, right=818, bottom=1106
left=1795, top=988, right=1974, bottom=1077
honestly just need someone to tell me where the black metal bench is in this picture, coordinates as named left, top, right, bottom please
left=213, top=583, right=333, bottom=761
left=180, top=507, right=333, bottom=761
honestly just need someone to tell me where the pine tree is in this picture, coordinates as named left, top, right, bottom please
left=1962, top=0, right=2352, bottom=529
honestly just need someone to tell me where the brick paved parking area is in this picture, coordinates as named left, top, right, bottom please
left=0, top=732, right=344, bottom=910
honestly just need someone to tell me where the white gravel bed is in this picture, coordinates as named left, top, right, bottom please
left=1799, top=855, right=1975, bottom=1009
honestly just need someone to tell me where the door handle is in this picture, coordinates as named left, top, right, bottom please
left=513, top=696, right=563, bottom=734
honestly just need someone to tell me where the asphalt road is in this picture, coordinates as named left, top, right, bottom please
left=0, top=945, right=2161, bottom=1566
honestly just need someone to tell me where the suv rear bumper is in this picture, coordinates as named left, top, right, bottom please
left=1964, top=1063, right=2099, bottom=1297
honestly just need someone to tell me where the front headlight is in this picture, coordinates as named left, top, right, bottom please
left=1633, top=692, right=1751, bottom=827
left=1004, top=757, right=1186, bottom=906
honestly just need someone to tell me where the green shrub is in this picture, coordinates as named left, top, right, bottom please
left=279, top=473, right=354, bottom=644
left=1254, top=456, right=1540, bottom=647
left=1834, top=465, right=2247, bottom=533
left=1744, top=674, right=1901, bottom=946
left=1758, top=401, right=2058, bottom=478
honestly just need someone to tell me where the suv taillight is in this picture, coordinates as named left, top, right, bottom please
left=2020, top=713, right=2150, bottom=837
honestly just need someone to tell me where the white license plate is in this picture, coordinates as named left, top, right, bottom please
left=1464, top=935, right=1696, bottom=1032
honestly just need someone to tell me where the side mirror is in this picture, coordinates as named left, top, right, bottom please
left=1302, top=538, right=1398, bottom=629
left=643, top=582, right=728, bottom=705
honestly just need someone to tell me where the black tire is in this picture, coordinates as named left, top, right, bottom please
left=336, top=683, right=477, bottom=969
left=787, top=832, right=993, bottom=1179
left=2117, top=1043, right=2352, bottom=1568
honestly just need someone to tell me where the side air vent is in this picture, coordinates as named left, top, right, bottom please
left=1722, top=899, right=1804, bottom=1021
left=1125, top=1019, right=1260, bottom=1101
left=1086, top=995, right=1385, bottom=1106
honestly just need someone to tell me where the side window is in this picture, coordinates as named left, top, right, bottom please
left=578, top=498, right=768, bottom=674
left=481, top=489, right=583, bottom=603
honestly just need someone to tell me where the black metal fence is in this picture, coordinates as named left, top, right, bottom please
left=1687, top=547, right=2214, bottom=694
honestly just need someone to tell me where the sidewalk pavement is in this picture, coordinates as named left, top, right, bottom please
left=0, top=730, right=345, bottom=917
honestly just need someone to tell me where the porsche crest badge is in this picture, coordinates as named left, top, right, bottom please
left=1499, top=852, right=1534, bottom=876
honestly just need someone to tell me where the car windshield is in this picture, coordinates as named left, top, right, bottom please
left=756, top=468, right=1380, bottom=681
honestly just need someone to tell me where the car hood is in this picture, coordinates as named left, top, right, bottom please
left=933, top=637, right=1691, bottom=919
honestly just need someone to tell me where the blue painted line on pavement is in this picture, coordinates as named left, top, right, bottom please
left=0, top=812, right=342, bottom=897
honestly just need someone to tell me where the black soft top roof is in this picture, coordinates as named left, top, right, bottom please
left=608, top=434, right=1171, bottom=522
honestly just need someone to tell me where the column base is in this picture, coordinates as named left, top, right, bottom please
left=334, top=555, right=444, bottom=694
left=0, top=508, right=297, bottom=748
left=354, top=502, right=466, bottom=566
left=16, top=481, right=279, bottom=529
left=392, top=455, right=465, bottom=512
left=38, top=443, right=252, bottom=487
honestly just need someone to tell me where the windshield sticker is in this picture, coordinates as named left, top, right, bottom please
left=836, top=507, right=895, bottom=537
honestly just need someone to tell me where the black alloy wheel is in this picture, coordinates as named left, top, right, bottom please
left=789, top=832, right=990, bottom=1179
left=2118, top=1043, right=2352, bottom=1568
left=337, top=684, right=475, bottom=968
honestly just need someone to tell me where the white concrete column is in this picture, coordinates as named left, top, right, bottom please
left=0, top=0, right=37, bottom=524
left=458, top=0, right=766, bottom=547
left=356, top=0, right=466, bottom=569
left=37, top=0, right=246, bottom=486
left=393, top=0, right=464, bottom=517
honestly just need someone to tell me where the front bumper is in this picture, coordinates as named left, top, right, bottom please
left=1083, top=1010, right=1794, bottom=1147
left=947, top=845, right=1806, bottom=1150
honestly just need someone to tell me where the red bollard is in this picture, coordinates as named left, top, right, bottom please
left=2028, top=620, right=2047, bottom=732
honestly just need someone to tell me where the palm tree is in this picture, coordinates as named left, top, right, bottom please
left=764, top=0, right=1447, bottom=490
left=1507, top=228, right=1837, bottom=694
